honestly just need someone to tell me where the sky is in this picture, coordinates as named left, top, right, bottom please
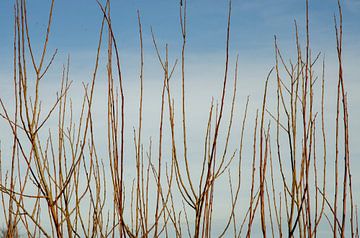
left=0, top=0, right=360, bottom=236
left=0, top=0, right=360, bottom=61
left=0, top=1, right=360, bottom=107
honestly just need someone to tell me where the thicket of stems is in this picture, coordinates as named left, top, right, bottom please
left=0, top=0, right=358, bottom=237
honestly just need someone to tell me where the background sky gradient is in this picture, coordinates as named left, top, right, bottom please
left=0, top=0, right=360, bottom=236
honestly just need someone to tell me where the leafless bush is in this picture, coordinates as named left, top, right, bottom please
left=0, top=0, right=358, bottom=237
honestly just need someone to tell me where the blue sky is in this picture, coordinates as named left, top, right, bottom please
left=1, top=0, right=359, bottom=124
left=1, top=0, right=360, bottom=92
left=1, top=0, right=360, bottom=60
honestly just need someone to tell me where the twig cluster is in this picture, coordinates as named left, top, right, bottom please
left=0, top=0, right=358, bottom=237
